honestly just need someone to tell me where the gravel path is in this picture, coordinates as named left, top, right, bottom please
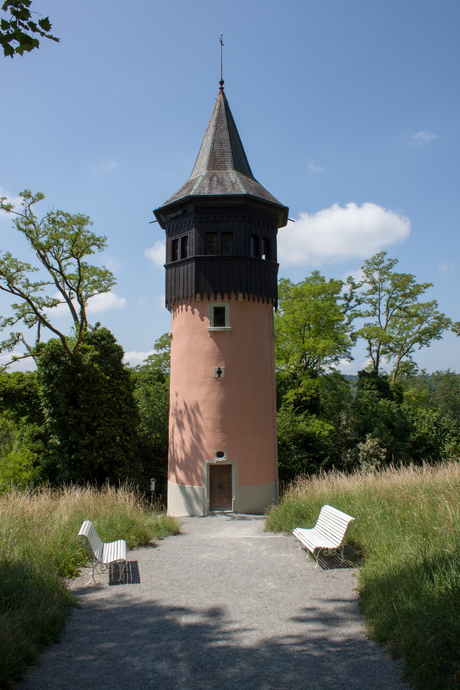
left=20, top=513, right=411, bottom=689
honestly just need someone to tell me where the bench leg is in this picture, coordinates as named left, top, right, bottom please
left=82, top=560, right=98, bottom=586
left=83, top=560, right=127, bottom=585
left=294, top=539, right=319, bottom=566
left=314, top=549, right=321, bottom=568
left=317, top=546, right=346, bottom=568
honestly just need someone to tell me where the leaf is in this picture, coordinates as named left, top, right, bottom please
left=2, top=40, right=14, bottom=57
left=38, top=16, right=51, bottom=32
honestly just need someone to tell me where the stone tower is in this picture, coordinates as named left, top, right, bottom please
left=154, top=82, right=288, bottom=516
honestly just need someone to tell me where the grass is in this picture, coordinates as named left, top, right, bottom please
left=265, top=461, right=460, bottom=690
left=0, top=485, right=180, bottom=688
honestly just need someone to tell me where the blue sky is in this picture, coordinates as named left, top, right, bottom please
left=1, top=0, right=459, bottom=374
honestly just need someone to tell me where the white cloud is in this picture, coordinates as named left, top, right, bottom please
left=86, top=291, right=126, bottom=314
left=91, top=159, right=117, bottom=175
left=144, top=241, right=165, bottom=268
left=101, top=255, right=124, bottom=272
left=406, top=131, right=438, bottom=148
left=278, top=202, right=411, bottom=267
left=338, top=358, right=354, bottom=369
left=45, top=291, right=126, bottom=317
left=308, top=159, right=326, bottom=173
left=157, top=294, right=165, bottom=309
left=336, top=357, right=372, bottom=376
left=343, top=268, right=364, bottom=284
left=0, top=351, right=35, bottom=372
left=123, top=350, right=154, bottom=367
left=438, top=262, right=455, bottom=276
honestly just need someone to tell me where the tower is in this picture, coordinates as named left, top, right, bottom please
left=154, top=82, right=288, bottom=516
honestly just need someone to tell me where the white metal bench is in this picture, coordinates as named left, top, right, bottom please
left=293, top=505, right=355, bottom=568
left=78, top=520, right=127, bottom=584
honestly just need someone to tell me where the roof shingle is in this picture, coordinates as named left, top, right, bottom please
left=162, top=88, right=284, bottom=207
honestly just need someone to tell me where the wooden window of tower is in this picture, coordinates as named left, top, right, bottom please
left=222, top=232, right=233, bottom=256
left=171, top=238, right=179, bottom=262
left=181, top=235, right=189, bottom=259
left=250, top=235, right=259, bottom=258
left=206, top=233, right=217, bottom=255
left=261, top=237, right=269, bottom=260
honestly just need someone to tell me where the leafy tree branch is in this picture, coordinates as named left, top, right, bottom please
left=1, top=0, right=58, bottom=57
left=0, top=190, right=116, bottom=367
left=275, top=272, right=354, bottom=401
left=349, top=252, right=451, bottom=380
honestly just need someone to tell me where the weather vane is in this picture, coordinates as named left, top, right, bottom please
left=219, top=34, right=224, bottom=90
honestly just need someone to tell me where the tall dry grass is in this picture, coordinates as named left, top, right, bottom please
left=0, top=485, right=180, bottom=688
left=266, top=461, right=460, bottom=690
left=1, top=484, right=179, bottom=576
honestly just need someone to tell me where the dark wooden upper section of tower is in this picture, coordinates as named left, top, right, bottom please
left=153, top=88, right=289, bottom=309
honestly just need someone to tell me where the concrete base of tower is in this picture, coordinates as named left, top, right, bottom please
left=166, top=482, right=204, bottom=517
left=166, top=480, right=279, bottom=517
left=237, top=481, right=279, bottom=515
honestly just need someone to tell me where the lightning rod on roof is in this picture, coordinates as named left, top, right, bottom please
left=219, top=34, right=224, bottom=90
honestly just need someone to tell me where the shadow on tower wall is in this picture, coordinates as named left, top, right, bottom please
left=169, top=392, right=209, bottom=487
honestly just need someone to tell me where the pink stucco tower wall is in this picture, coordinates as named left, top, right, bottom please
left=154, top=82, right=289, bottom=515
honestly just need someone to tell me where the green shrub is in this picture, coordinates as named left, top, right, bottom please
left=0, top=447, right=42, bottom=492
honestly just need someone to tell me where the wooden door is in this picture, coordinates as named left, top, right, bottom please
left=209, top=464, right=232, bottom=511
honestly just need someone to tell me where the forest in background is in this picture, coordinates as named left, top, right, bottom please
left=3, top=363, right=459, bottom=498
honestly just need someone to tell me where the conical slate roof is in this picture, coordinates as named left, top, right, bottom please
left=162, top=87, right=284, bottom=207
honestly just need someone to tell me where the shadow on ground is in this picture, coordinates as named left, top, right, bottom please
left=25, top=591, right=407, bottom=690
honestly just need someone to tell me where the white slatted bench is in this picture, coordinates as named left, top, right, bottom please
left=78, top=520, right=127, bottom=584
left=293, top=505, right=355, bottom=568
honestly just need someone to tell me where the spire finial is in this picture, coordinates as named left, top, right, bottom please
left=219, top=34, right=224, bottom=91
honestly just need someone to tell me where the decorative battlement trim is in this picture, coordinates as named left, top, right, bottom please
left=167, top=292, right=275, bottom=309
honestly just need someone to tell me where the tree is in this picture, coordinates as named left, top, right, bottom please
left=343, top=384, right=460, bottom=470
left=274, top=274, right=355, bottom=477
left=430, top=370, right=460, bottom=431
left=349, top=252, right=451, bottom=381
left=0, top=369, right=50, bottom=489
left=0, top=190, right=116, bottom=369
left=138, top=332, right=171, bottom=377
left=1, top=0, right=58, bottom=57
left=37, top=327, right=141, bottom=485
left=276, top=404, right=333, bottom=482
left=131, top=335, right=171, bottom=497
left=275, top=272, right=354, bottom=401
left=0, top=369, right=42, bottom=424
left=401, top=369, right=460, bottom=433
